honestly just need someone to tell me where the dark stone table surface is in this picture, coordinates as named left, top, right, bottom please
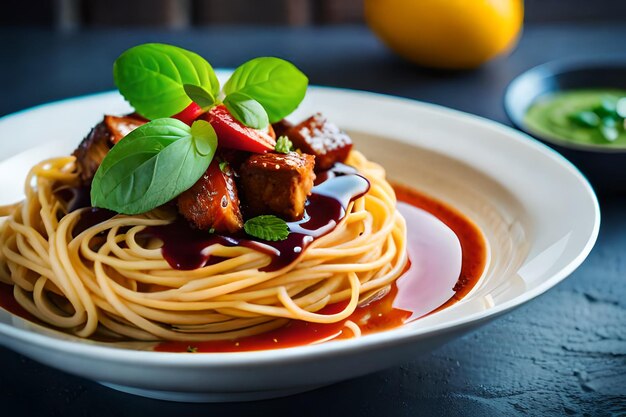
left=0, top=24, right=625, bottom=416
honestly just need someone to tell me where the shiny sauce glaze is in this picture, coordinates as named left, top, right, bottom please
left=53, top=185, right=116, bottom=236
left=142, top=164, right=370, bottom=272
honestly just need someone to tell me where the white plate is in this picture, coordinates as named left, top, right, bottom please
left=0, top=79, right=599, bottom=402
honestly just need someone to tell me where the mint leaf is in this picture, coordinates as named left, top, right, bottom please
left=113, top=43, right=220, bottom=120
left=184, top=84, right=216, bottom=111
left=275, top=136, right=293, bottom=154
left=223, top=92, right=269, bottom=129
left=218, top=160, right=228, bottom=173
left=244, top=215, right=289, bottom=241
left=91, top=118, right=217, bottom=214
left=223, top=57, right=308, bottom=123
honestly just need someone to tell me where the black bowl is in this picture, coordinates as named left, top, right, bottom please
left=504, top=60, right=626, bottom=192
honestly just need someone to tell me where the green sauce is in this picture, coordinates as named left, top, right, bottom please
left=524, top=89, right=626, bottom=147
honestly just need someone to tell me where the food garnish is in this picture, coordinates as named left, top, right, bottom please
left=114, top=43, right=220, bottom=120
left=274, top=136, right=293, bottom=154
left=91, top=119, right=217, bottom=214
left=243, top=215, right=290, bottom=241
left=92, top=43, right=309, bottom=215
left=223, top=56, right=308, bottom=124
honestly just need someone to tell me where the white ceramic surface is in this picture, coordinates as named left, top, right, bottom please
left=0, top=81, right=599, bottom=402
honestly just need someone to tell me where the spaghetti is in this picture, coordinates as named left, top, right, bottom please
left=0, top=151, right=407, bottom=341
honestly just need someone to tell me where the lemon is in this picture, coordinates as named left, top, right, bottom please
left=365, top=0, right=524, bottom=69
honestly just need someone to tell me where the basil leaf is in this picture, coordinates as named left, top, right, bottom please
left=191, top=119, right=217, bottom=156
left=223, top=92, right=269, bottom=129
left=223, top=57, right=308, bottom=123
left=91, top=118, right=217, bottom=214
left=244, top=215, right=289, bottom=241
left=274, top=136, right=293, bottom=154
left=184, top=84, right=216, bottom=111
left=113, top=43, right=220, bottom=120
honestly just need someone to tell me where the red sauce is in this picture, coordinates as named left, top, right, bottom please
left=156, top=286, right=405, bottom=353
left=73, top=207, right=116, bottom=236
left=0, top=283, right=37, bottom=322
left=155, top=185, right=487, bottom=353
left=53, top=185, right=116, bottom=236
left=394, top=184, right=487, bottom=309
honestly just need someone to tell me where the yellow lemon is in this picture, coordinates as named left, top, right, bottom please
left=365, top=0, right=524, bottom=69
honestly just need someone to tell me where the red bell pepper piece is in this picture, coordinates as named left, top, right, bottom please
left=206, top=105, right=276, bottom=153
left=171, top=102, right=204, bottom=126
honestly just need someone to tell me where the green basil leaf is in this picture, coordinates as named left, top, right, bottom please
left=223, top=57, right=308, bottom=123
left=244, top=215, right=289, bottom=241
left=184, top=84, right=216, bottom=111
left=91, top=118, right=217, bottom=214
left=191, top=119, right=217, bottom=156
left=223, top=92, right=269, bottom=129
left=113, top=43, right=220, bottom=120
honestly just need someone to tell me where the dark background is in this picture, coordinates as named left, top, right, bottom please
left=2, top=0, right=626, bottom=29
left=1, top=1, right=626, bottom=416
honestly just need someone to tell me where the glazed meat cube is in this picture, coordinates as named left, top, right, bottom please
left=239, top=152, right=315, bottom=221
left=104, top=114, right=146, bottom=144
left=73, top=114, right=146, bottom=183
left=177, top=159, right=244, bottom=233
left=287, top=113, right=352, bottom=171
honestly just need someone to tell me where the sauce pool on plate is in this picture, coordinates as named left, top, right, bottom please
left=155, top=184, right=487, bottom=353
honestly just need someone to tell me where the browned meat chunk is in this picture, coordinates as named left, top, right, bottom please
left=286, top=113, right=352, bottom=171
left=177, top=159, right=244, bottom=233
left=104, top=115, right=146, bottom=144
left=73, top=121, right=111, bottom=183
left=72, top=114, right=146, bottom=183
left=239, top=152, right=315, bottom=221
